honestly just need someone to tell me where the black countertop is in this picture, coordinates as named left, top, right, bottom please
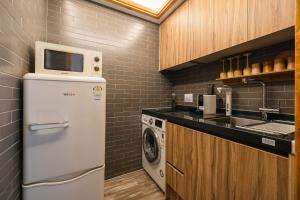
left=142, top=106, right=294, bottom=157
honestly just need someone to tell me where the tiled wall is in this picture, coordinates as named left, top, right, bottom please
left=0, top=0, right=47, bottom=199
left=168, top=41, right=295, bottom=114
left=46, top=0, right=172, bottom=178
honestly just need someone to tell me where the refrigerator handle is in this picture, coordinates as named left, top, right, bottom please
left=29, top=121, right=69, bottom=131
left=22, top=166, right=104, bottom=188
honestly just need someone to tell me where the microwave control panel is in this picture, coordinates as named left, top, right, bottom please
left=91, top=52, right=102, bottom=77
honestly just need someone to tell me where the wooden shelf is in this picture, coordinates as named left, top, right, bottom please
left=216, top=69, right=295, bottom=83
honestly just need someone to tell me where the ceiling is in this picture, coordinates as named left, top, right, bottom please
left=90, top=0, right=185, bottom=24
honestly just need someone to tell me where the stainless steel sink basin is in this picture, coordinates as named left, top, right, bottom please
left=237, top=122, right=295, bottom=135
left=209, top=116, right=264, bottom=127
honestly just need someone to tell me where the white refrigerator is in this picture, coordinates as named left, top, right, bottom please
left=22, top=73, right=106, bottom=200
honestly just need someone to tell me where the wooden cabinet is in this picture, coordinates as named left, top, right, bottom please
left=184, top=128, right=216, bottom=200
left=166, top=122, right=291, bottom=200
left=248, top=0, right=295, bottom=40
left=213, top=0, right=248, bottom=52
left=214, top=137, right=289, bottom=200
left=159, top=0, right=295, bottom=70
left=175, top=1, right=190, bottom=66
left=189, top=0, right=214, bottom=59
left=159, top=1, right=190, bottom=70
left=159, top=12, right=175, bottom=70
left=166, top=122, right=186, bottom=173
left=166, top=163, right=185, bottom=199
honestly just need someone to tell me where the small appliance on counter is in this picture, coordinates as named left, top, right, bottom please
left=197, top=85, right=216, bottom=114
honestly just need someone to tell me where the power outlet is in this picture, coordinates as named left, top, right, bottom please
left=184, top=94, right=193, bottom=103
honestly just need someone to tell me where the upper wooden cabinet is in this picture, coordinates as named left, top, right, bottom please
left=189, top=0, right=214, bottom=59
left=159, top=12, right=175, bottom=70
left=159, top=0, right=295, bottom=70
left=248, top=0, right=295, bottom=40
left=175, top=1, right=190, bottom=65
left=159, top=1, right=190, bottom=70
left=213, top=0, right=247, bottom=52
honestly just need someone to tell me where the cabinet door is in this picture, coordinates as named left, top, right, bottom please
left=215, top=138, right=289, bottom=200
left=183, top=127, right=289, bottom=200
left=189, top=0, right=214, bottom=59
left=159, top=13, right=176, bottom=70
left=175, top=1, right=190, bottom=65
left=213, top=0, right=248, bottom=52
left=166, top=163, right=185, bottom=199
left=159, top=1, right=190, bottom=70
left=184, top=129, right=217, bottom=200
left=248, top=0, right=295, bottom=40
left=215, top=138, right=259, bottom=200
left=166, top=122, right=185, bottom=173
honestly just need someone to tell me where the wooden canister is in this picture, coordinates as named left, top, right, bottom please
left=243, top=67, right=251, bottom=76
left=287, top=56, right=295, bottom=70
left=227, top=71, right=234, bottom=78
left=220, top=72, right=227, bottom=79
left=251, top=63, right=261, bottom=74
left=263, top=61, right=273, bottom=73
left=234, top=69, right=242, bottom=77
left=274, top=58, right=286, bottom=72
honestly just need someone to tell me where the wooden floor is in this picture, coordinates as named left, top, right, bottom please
left=104, top=169, right=166, bottom=200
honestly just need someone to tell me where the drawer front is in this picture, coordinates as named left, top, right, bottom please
left=166, top=122, right=185, bottom=172
left=166, top=163, right=185, bottom=199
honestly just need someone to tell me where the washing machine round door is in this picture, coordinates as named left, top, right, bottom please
left=143, top=127, right=160, bottom=163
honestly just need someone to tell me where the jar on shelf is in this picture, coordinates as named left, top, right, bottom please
left=274, top=58, right=286, bottom=72
left=287, top=56, right=295, bottom=70
left=251, top=63, right=261, bottom=74
left=262, top=61, right=273, bottom=73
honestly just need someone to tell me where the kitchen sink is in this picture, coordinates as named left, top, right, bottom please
left=209, top=116, right=294, bottom=135
left=209, top=116, right=265, bottom=127
left=236, top=122, right=295, bottom=135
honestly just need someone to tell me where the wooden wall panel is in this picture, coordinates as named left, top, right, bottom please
left=295, top=0, right=300, bottom=198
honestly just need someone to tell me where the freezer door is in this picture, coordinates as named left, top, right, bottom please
left=23, top=166, right=104, bottom=200
left=23, top=77, right=106, bottom=184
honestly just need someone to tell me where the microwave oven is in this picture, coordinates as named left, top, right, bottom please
left=35, top=41, right=102, bottom=77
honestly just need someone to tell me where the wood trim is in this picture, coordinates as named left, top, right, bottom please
left=105, top=0, right=177, bottom=19
left=295, top=0, right=300, bottom=199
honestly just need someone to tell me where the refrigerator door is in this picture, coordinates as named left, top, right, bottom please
left=23, top=74, right=106, bottom=184
left=23, top=166, right=104, bottom=200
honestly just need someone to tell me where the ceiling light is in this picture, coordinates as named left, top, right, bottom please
left=130, top=0, right=169, bottom=13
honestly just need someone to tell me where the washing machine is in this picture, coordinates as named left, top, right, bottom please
left=141, top=114, right=166, bottom=192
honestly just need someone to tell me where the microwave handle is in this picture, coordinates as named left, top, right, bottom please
left=29, top=121, right=69, bottom=131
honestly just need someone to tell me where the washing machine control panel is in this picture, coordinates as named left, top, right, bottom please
left=149, top=118, right=153, bottom=125
left=141, top=114, right=166, bottom=132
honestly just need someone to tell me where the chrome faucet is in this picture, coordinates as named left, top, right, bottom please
left=242, top=78, right=279, bottom=120
left=217, top=85, right=232, bottom=116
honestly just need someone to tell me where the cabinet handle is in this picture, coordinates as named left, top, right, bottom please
left=29, top=121, right=69, bottom=131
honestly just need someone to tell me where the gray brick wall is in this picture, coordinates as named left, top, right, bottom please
left=0, top=0, right=47, bottom=199
left=46, top=0, right=172, bottom=179
left=168, top=41, right=295, bottom=114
